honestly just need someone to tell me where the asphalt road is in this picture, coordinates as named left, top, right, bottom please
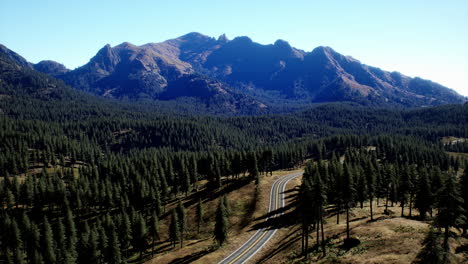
left=218, top=171, right=303, bottom=264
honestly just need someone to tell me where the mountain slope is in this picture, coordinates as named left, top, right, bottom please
left=4, top=33, right=465, bottom=111
left=0, top=44, right=268, bottom=117
left=54, top=37, right=266, bottom=113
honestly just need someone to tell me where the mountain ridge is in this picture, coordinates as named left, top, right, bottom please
left=1, top=33, right=465, bottom=113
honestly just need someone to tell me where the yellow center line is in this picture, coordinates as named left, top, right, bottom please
left=227, top=176, right=288, bottom=264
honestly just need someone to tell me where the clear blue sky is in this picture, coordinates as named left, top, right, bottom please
left=1, top=0, right=467, bottom=95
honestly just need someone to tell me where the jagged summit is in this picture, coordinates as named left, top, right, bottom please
left=217, top=33, right=229, bottom=43
left=2, top=32, right=463, bottom=110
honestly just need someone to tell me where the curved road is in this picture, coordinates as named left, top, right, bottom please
left=218, top=171, right=303, bottom=264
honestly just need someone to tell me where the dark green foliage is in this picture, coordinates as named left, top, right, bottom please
left=342, top=164, right=356, bottom=240
left=109, top=227, right=122, bottom=264
left=131, top=214, right=148, bottom=258
left=176, top=202, right=187, bottom=248
left=461, top=164, right=468, bottom=234
left=435, top=172, right=466, bottom=256
left=149, top=211, right=160, bottom=256
left=0, top=48, right=466, bottom=262
left=42, top=217, right=56, bottom=264
left=169, top=209, right=180, bottom=248
left=415, top=168, right=432, bottom=220
left=196, top=198, right=204, bottom=234
left=214, top=197, right=229, bottom=246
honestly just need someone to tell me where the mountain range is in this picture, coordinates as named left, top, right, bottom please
left=1, top=33, right=465, bottom=113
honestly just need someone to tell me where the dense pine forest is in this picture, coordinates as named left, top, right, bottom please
left=1, top=47, right=468, bottom=263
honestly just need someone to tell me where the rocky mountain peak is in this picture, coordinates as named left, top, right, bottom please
left=217, top=33, right=229, bottom=43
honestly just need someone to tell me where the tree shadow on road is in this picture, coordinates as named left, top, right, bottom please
left=249, top=187, right=301, bottom=231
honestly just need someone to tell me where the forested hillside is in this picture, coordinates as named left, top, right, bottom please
left=1, top=43, right=467, bottom=263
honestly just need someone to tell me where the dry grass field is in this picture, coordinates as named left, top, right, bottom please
left=143, top=167, right=467, bottom=264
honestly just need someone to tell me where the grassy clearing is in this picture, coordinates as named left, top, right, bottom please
left=145, top=168, right=303, bottom=264
left=258, top=201, right=468, bottom=264
left=441, top=136, right=467, bottom=145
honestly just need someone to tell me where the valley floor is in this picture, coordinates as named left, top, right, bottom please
left=144, top=169, right=467, bottom=264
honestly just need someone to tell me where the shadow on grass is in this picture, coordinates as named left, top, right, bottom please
left=158, top=177, right=253, bottom=220
left=256, top=227, right=303, bottom=263
left=168, top=246, right=217, bottom=264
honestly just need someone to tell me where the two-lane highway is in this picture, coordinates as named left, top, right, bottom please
left=218, top=171, right=303, bottom=264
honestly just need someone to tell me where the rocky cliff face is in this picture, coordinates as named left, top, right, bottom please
left=18, top=32, right=464, bottom=109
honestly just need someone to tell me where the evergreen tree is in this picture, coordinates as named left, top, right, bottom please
left=249, top=152, right=260, bottom=184
left=356, top=167, right=367, bottom=209
left=132, top=214, right=148, bottom=259
left=149, top=211, right=160, bottom=256
left=342, top=164, right=356, bottom=240
left=119, top=212, right=132, bottom=258
left=222, top=195, right=230, bottom=217
left=169, top=209, right=180, bottom=248
left=55, top=219, right=67, bottom=263
left=365, top=160, right=376, bottom=220
left=435, top=172, right=466, bottom=260
left=65, top=208, right=78, bottom=262
left=177, top=202, right=187, bottom=248
left=461, top=164, right=468, bottom=235
left=42, top=216, right=56, bottom=264
left=312, top=168, right=327, bottom=256
left=196, top=198, right=204, bottom=234
left=399, top=165, right=411, bottom=217
left=299, top=172, right=314, bottom=258
left=214, top=198, right=228, bottom=246
left=88, top=226, right=100, bottom=264
left=27, top=222, right=41, bottom=264
left=408, top=165, right=418, bottom=217
left=10, top=218, right=25, bottom=264
left=109, top=227, right=122, bottom=264
left=415, top=168, right=432, bottom=220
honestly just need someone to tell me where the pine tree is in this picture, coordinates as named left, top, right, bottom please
left=97, top=224, right=108, bottom=263
left=109, top=226, right=122, bottom=264
left=10, top=218, right=25, bottom=264
left=435, top=172, right=466, bottom=260
left=415, top=168, right=432, bottom=220
left=176, top=202, right=187, bottom=248
left=169, top=209, right=180, bottom=248
left=180, top=159, right=191, bottom=195
left=65, top=207, right=77, bottom=261
left=249, top=152, right=260, bottom=184
left=365, top=160, right=376, bottom=220
left=149, top=211, right=160, bottom=256
left=222, top=195, right=230, bottom=217
left=312, top=168, right=327, bottom=256
left=119, top=211, right=132, bottom=258
left=42, top=216, right=56, bottom=264
left=27, top=222, right=41, bottom=264
left=408, top=165, right=418, bottom=217
left=399, top=165, right=411, bottom=217
left=132, top=214, right=147, bottom=259
left=196, top=198, right=204, bottom=234
left=189, top=155, right=199, bottom=186
left=461, top=164, right=468, bottom=235
left=342, top=164, right=356, bottom=240
left=55, top=219, right=67, bottom=263
left=299, top=171, right=314, bottom=258
left=88, top=226, right=100, bottom=264
left=214, top=198, right=228, bottom=246
left=356, top=167, right=367, bottom=209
